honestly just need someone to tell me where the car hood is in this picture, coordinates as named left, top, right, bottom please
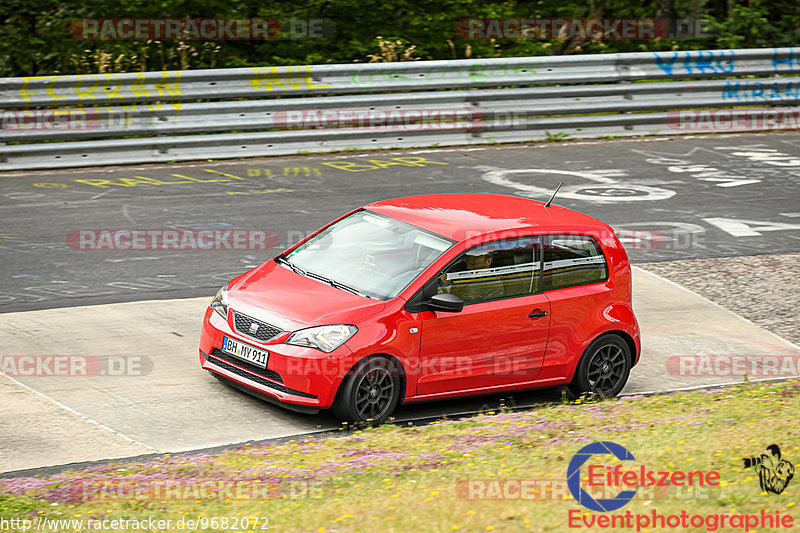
left=227, top=260, right=387, bottom=332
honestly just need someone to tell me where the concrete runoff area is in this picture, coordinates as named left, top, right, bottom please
left=2, top=267, right=799, bottom=473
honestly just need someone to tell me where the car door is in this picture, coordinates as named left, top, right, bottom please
left=416, top=236, right=551, bottom=396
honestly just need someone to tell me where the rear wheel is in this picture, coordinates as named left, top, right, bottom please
left=332, top=357, right=402, bottom=425
left=568, top=334, right=631, bottom=399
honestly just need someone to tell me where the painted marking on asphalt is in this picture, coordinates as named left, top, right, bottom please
left=406, top=147, right=487, bottom=154
left=243, top=167, right=323, bottom=178
left=121, top=204, right=136, bottom=224
left=225, top=187, right=294, bottom=196
left=283, top=167, right=321, bottom=177
left=88, top=189, right=115, bottom=200
left=703, top=217, right=800, bottom=237
left=622, top=375, right=800, bottom=397
left=32, top=182, right=72, bottom=188
left=481, top=168, right=676, bottom=203
left=0, top=131, right=786, bottom=179
left=715, top=148, right=800, bottom=167
left=664, top=164, right=761, bottom=188
left=201, top=169, right=246, bottom=180
left=170, top=173, right=230, bottom=183
left=69, top=174, right=244, bottom=189
left=321, top=157, right=449, bottom=172
left=0, top=371, right=157, bottom=451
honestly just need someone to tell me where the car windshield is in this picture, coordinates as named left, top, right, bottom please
left=284, top=210, right=452, bottom=300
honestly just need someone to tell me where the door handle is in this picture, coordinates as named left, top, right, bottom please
left=528, top=310, right=547, bottom=319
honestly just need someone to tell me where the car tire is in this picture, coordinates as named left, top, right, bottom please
left=332, top=356, right=402, bottom=425
left=568, top=334, right=631, bottom=399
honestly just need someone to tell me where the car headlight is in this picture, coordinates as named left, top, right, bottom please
left=210, top=285, right=229, bottom=318
left=286, top=325, right=357, bottom=353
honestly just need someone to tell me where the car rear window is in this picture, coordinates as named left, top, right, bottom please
left=542, top=235, right=608, bottom=291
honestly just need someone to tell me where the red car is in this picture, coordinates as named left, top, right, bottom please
left=199, top=193, right=640, bottom=424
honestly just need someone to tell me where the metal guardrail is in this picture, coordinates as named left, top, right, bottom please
left=1, top=48, right=798, bottom=170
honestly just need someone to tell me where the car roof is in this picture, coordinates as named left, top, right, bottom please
left=365, top=193, right=611, bottom=241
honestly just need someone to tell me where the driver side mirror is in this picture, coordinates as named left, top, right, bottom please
left=428, top=293, right=464, bottom=313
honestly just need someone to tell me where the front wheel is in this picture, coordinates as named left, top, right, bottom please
left=332, top=357, right=402, bottom=425
left=568, top=334, right=631, bottom=399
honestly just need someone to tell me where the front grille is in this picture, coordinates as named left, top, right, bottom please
left=232, top=310, right=283, bottom=342
left=206, top=350, right=316, bottom=399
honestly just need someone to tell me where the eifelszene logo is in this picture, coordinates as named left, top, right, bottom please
left=742, top=444, right=795, bottom=495
left=566, top=441, right=796, bottom=531
left=566, top=441, right=721, bottom=512
left=567, top=441, right=637, bottom=512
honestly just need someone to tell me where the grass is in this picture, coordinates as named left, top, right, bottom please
left=544, top=131, right=571, bottom=142
left=1, top=380, right=799, bottom=532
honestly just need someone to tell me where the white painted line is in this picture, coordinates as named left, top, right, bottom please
left=622, top=375, right=800, bottom=397
left=121, top=204, right=136, bottom=224
left=0, top=371, right=157, bottom=451
left=405, top=147, right=487, bottom=154
left=633, top=266, right=800, bottom=352
left=89, top=189, right=115, bottom=200
left=163, top=429, right=336, bottom=454
left=0, top=131, right=792, bottom=178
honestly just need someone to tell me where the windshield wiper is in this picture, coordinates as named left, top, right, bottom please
left=331, top=280, right=371, bottom=298
left=276, top=256, right=307, bottom=276
left=278, top=257, right=372, bottom=298
left=306, top=271, right=372, bottom=299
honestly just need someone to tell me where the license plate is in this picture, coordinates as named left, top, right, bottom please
left=222, top=336, right=268, bottom=369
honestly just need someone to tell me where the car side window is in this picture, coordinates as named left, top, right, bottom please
left=438, top=237, right=540, bottom=304
left=542, top=235, right=608, bottom=291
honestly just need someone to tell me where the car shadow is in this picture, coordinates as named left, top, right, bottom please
left=221, top=376, right=565, bottom=429
left=390, top=387, right=565, bottom=424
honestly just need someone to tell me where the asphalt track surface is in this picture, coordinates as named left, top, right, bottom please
left=1, top=132, right=799, bottom=314
left=1, top=133, right=800, bottom=471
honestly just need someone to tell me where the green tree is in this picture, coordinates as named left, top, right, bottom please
left=0, top=0, right=797, bottom=77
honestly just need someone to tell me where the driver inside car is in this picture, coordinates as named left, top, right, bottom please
left=438, top=249, right=504, bottom=303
